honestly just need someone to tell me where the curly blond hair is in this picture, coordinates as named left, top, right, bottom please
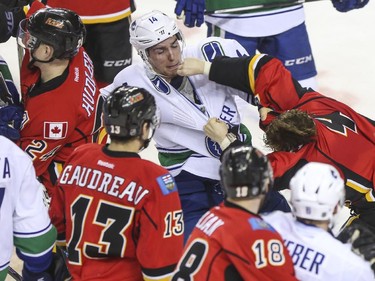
left=264, top=109, right=317, bottom=152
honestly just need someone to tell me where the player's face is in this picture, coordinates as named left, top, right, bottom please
left=147, top=36, right=182, bottom=81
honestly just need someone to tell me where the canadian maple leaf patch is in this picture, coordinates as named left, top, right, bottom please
left=44, top=122, right=68, bottom=139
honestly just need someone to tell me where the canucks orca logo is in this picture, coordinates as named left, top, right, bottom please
left=205, top=136, right=222, bottom=159
left=201, top=41, right=225, bottom=62
left=150, top=76, right=171, bottom=95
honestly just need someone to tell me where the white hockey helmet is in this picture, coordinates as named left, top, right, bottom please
left=129, top=10, right=185, bottom=67
left=290, top=162, right=345, bottom=221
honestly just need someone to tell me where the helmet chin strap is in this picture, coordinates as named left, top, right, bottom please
left=31, top=56, right=55, bottom=63
left=28, top=51, right=55, bottom=67
left=140, top=139, right=151, bottom=152
left=139, top=125, right=156, bottom=152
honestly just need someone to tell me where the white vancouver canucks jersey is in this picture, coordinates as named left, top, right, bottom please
left=262, top=211, right=374, bottom=281
left=0, top=136, right=55, bottom=280
left=101, top=37, right=252, bottom=180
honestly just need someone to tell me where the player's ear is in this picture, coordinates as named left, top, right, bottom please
left=40, top=43, right=54, bottom=60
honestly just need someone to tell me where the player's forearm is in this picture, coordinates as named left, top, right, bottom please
left=209, top=56, right=253, bottom=94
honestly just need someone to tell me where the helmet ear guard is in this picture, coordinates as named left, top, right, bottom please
left=290, top=162, right=345, bottom=222
left=220, top=145, right=273, bottom=200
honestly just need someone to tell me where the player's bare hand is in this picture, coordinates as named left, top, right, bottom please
left=177, top=58, right=206, bottom=76
left=259, top=107, right=273, bottom=121
left=203, top=117, right=228, bottom=143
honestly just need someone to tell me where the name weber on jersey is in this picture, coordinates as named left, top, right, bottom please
left=284, top=239, right=325, bottom=274
left=59, top=162, right=150, bottom=204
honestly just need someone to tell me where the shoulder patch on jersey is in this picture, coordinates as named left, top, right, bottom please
left=157, top=173, right=177, bottom=195
left=201, top=41, right=225, bottom=62
left=205, top=136, right=221, bottom=159
left=248, top=217, right=276, bottom=232
left=150, top=76, right=171, bottom=95
left=44, top=122, right=68, bottom=139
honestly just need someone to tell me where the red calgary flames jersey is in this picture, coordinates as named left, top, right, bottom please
left=173, top=202, right=297, bottom=281
left=50, top=143, right=184, bottom=281
left=47, top=0, right=133, bottom=24
left=18, top=48, right=103, bottom=192
left=209, top=55, right=375, bottom=210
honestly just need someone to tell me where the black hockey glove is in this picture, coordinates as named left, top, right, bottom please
left=331, top=0, right=369, bottom=12
left=0, top=104, right=23, bottom=140
left=0, top=67, right=23, bottom=141
left=175, top=0, right=205, bottom=27
left=0, top=3, right=25, bottom=42
left=50, top=246, right=71, bottom=281
left=337, top=219, right=375, bottom=273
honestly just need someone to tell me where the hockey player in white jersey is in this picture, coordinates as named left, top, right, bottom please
left=102, top=10, right=291, bottom=242
left=0, top=135, right=57, bottom=280
left=262, top=162, right=374, bottom=280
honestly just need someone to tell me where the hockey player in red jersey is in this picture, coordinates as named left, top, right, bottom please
left=47, top=0, right=135, bottom=88
left=50, top=85, right=184, bottom=280
left=16, top=3, right=104, bottom=198
left=177, top=54, right=375, bottom=231
left=172, top=145, right=297, bottom=281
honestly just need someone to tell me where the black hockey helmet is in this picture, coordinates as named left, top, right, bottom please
left=18, top=7, right=85, bottom=59
left=103, top=85, right=159, bottom=139
left=220, top=145, right=273, bottom=199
